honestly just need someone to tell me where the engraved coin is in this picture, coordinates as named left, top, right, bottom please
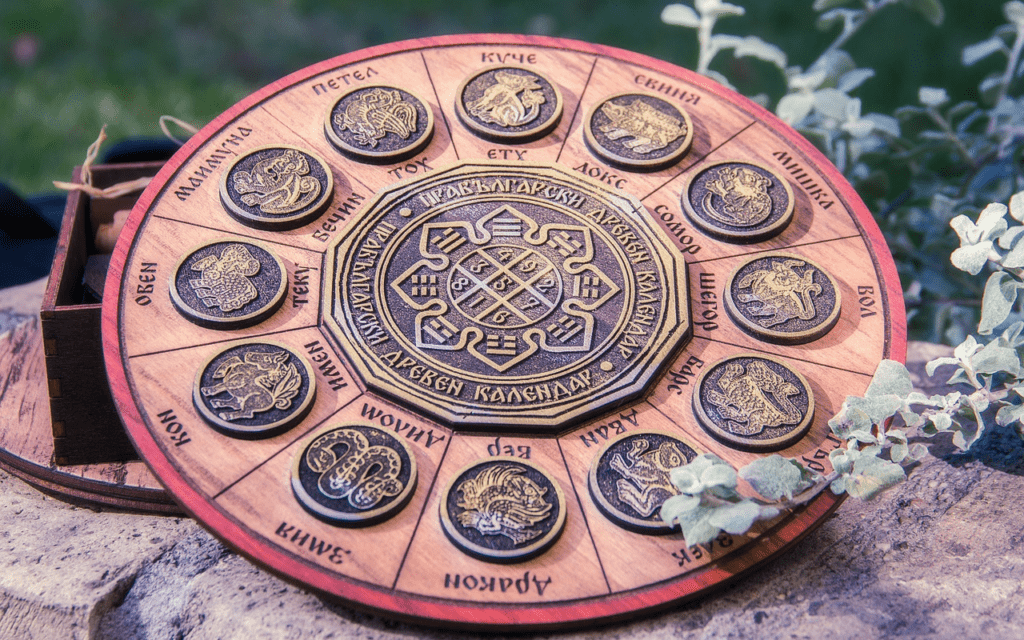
left=440, top=457, right=566, bottom=563
left=588, top=430, right=697, bottom=533
left=324, top=85, right=434, bottom=163
left=291, top=422, right=418, bottom=526
left=219, top=145, right=334, bottom=230
left=193, top=340, right=316, bottom=438
left=169, top=239, right=287, bottom=329
left=584, top=92, right=694, bottom=171
left=455, top=65, right=563, bottom=142
left=692, top=354, right=814, bottom=452
left=323, top=162, right=691, bottom=431
left=683, top=161, right=795, bottom=243
left=725, top=252, right=842, bottom=344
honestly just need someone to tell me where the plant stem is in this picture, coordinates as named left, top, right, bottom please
left=929, top=108, right=980, bottom=169
left=822, top=0, right=898, bottom=58
left=997, top=23, right=1024, bottom=107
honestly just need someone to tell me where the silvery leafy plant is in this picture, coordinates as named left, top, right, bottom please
left=660, top=0, right=1024, bottom=546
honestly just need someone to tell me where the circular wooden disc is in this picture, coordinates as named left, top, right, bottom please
left=102, top=35, right=906, bottom=630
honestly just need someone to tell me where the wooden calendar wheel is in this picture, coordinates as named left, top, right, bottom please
left=102, top=34, right=905, bottom=630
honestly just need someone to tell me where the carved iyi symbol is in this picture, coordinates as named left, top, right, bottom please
left=736, top=259, right=821, bottom=328
left=705, top=360, right=802, bottom=436
left=610, top=437, right=688, bottom=517
left=598, top=99, right=688, bottom=155
left=467, top=70, right=546, bottom=128
left=304, top=427, right=404, bottom=510
left=702, top=165, right=774, bottom=227
left=455, top=463, right=553, bottom=545
left=200, top=348, right=302, bottom=422
left=187, top=243, right=260, bottom=312
left=232, top=148, right=322, bottom=215
left=336, top=87, right=419, bottom=148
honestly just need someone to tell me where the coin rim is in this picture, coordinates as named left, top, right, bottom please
left=587, top=428, right=700, bottom=534
left=290, top=421, right=419, bottom=526
left=218, top=144, right=335, bottom=230
left=439, top=455, right=567, bottom=562
left=691, top=352, right=815, bottom=452
left=168, top=238, right=288, bottom=329
left=723, top=251, right=843, bottom=344
left=323, top=84, right=435, bottom=163
left=681, top=160, right=796, bottom=243
left=454, top=64, right=564, bottom=142
left=192, top=339, right=317, bottom=437
left=582, top=91, right=694, bottom=171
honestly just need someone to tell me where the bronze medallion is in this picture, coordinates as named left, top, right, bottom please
left=440, top=457, right=566, bottom=563
left=324, top=85, right=434, bottom=163
left=455, top=65, right=563, bottom=142
left=219, top=145, right=334, bottom=230
left=291, top=422, right=418, bottom=527
left=169, top=239, right=287, bottom=329
left=683, top=161, right=795, bottom=243
left=583, top=92, right=694, bottom=171
left=588, top=430, right=698, bottom=533
left=692, top=354, right=814, bottom=452
left=725, top=252, right=842, bottom=344
left=192, top=340, right=316, bottom=438
left=323, top=162, right=690, bottom=431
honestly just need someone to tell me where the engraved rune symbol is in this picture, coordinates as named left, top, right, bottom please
left=188, top=244, right=260, bottom=312
left=200, top=349, right=301, bottom=422
left=705, top=361, right=802, bottom=436
left=609, top=438, right=686, bottom=517
left=303, top=428, right=404, bottom=510
left=598, top=99, right=688, bottom=155
left=736, top=259, right=821, bottom=328
left=455, top=464, right=552, bottom=544
left=450, top=246, right=561, bottom=328
left=233, top=148, right=322, bottom=215
left=467, top=71, right=546, bottom=128
left=702, top=165, right=774, bottom=227
left=335, top=87, right=418, bottom=148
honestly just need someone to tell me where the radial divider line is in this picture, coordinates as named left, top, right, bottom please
left=689, top=234, right=864, bottom=265
left=420, top=52, right=460, bottom=161
left=556, top=439, right=613, bottom=594
left=211, top=391, right=364, bottom=500
left=693, top=334, right=877, bottom=377
left=639, top=120, right=756, bottom=202
left=555, top=56, right=599, bottom=163
left=126, top=324, right=320, bottom=360
left=262, top=105, right=376, bottom=198
left=391, top=435, right=453, bottom=590
left=150, top=214, right=331, bottom=255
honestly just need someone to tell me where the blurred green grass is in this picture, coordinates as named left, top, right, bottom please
left=0, top=0, right=1002, bottom=195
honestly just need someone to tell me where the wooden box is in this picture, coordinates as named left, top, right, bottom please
left=41, top=161, right=163, bottom=465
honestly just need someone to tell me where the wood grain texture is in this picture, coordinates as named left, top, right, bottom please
left=0, top=277, right=178, bottom=514
left=102, top=35, right=907, bottom=629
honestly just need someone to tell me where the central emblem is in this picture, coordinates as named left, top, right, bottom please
left=324, top=162, right=690, bottom=431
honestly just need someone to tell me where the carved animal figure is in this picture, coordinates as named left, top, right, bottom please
left=705, top=361, right=802, bottom=436
left=233, top=148, right=321, bottom=214
left=304, top=428, right=403, bottom=510
left=467, top=71, right=546, bottom=128
left=736, top=259, right=822, bottom=328
left=609, top=438, right=688, bottom=517
left=598, top=99, right=687, bottom=154
left=455, top=464, right=552, bottom=544
left=336, top=87, right=418, bottom=147
left=702, top=165, right=774, bottom=227
left=201, top=350, right=301, bottom=421
left=188, top=244, right=260, bottom=312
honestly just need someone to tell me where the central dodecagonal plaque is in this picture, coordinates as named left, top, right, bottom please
left=324, top=162, right=690, bottom=431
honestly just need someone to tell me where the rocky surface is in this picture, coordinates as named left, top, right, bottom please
left=1, top=342, right=1023, bottom=639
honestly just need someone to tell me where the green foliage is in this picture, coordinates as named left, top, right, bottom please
left=660, top=0, right=1024, bottom=548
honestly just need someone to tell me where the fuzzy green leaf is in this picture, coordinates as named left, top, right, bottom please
left=661, top=4, right=702, bottom=28
left=837, top=68, right=875, bottom=93
left=1010, top=191, right=1024, bottom=222
left=997, top=226, right=1024, bottom=251
left=925, top=356, right=961, bottom=377
left=978, top=271, right=1019, bottom=334
left=696, top=0, right=745, bottom=19
left=713, top=35, right=787, bottom=68
left=814, top=88, right=851, bottom=121
left=675, top=502, right=722, bottom=547
left=929, top=412, right=953, bottom=432
left=963, top=36, right=1007, bottom=66
left=1005, top=0, right=1024, bottom=26
left=952, top=429, right=968, bottom=450
left=902, top=0, right=944, bottom=25
left=812, top=0, right=853, bottom=10
left=865, top=359, right=913, bottom=397
left=845, top=455, right=906, bottom=500
left=777, top=92, right=815, bottom=124
left=996, top=402, right=1024, bottom=427
left=708, top=500, right=767, bottom=535
left=908, top=443, right=929, bottom=460
left=739, top=456, right=812, bottom=501
left=659, top=493, right=700, bottom=526
left=918, top=86, right=949, bottom=107
left=890, top=442, right=909, bottom=463
left=950, top=241, right=994, bottom=275
left=972, top=339, right=1021, bottom=376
